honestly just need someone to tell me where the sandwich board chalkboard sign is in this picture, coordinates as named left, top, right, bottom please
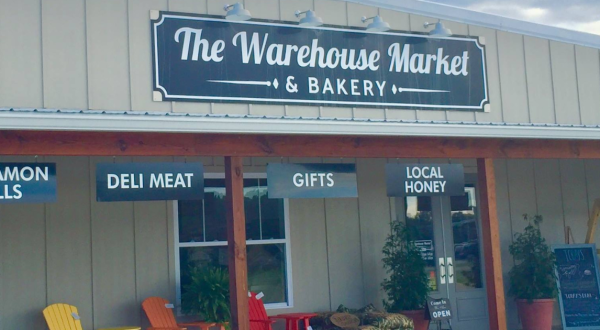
left=425, top=297, right=452, bottom=321
left=553, top=244, right=600, bottom=329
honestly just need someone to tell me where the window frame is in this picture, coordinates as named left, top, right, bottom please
left=174, top=172, right=294, bottom=310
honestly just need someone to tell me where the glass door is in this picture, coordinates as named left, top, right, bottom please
left=398, top=179, right=489, bottom=330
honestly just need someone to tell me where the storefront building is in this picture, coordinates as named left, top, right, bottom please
left=2, top=0, right=600, bottom=330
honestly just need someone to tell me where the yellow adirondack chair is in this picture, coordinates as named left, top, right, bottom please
left=44, top=303, right=84, bottom=330
left=43, top=303, right=140, bottom=330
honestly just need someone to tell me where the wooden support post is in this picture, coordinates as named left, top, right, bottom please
left=477, top=158, right=507, bottom=330
left=225, top=156, right=250, bottom=330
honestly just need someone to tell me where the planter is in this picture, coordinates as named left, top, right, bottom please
left=516, top=299, right=554, bottom=330
left=400, top=310, right=429, bottom=330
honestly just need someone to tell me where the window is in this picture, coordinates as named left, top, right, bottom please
left=175, top=174, right=293, bottom=309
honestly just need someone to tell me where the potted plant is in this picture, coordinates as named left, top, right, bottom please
left=508, top=214, right=558, bottom=330
left=381, top=221, right=431, bottom=330
left=181, top=265, right=231, bottom=327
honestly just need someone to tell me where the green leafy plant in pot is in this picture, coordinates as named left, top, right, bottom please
left=381, top=220, right=431, bottom=330
left=181, top=265, right=231, bottom=327
left=508, top=214, right=558, bottom=330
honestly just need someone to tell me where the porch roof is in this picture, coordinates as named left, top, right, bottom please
left=2, top=108, right=600, bottom=141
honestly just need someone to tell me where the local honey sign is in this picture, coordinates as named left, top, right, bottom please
left=385, top=164, right=465, bottom=197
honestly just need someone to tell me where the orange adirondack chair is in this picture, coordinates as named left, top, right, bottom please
left=142, top=297, right=223, bottom=330
left=248, top=292, right=276, bottom=330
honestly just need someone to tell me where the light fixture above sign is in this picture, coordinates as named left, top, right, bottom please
left=295, top=10, right=323, bottom=27
left=424, top=20, right=453, bottom=37
left=361, top=15, right=391, bottom=32
left=224, top=3, right=252, bottom=21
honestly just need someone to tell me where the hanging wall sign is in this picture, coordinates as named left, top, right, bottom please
left=553, top=244, right=600, bottom=329
left=152, top=12, right=488, bottom=111
left=386, top=164, right=464, bottom=197
left=267, top=163, right=357, bottom=198
left=0, top=163, right=57, bottom=203
left=96, top=162, right=204, bottom=202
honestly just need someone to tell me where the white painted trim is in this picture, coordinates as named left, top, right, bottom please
left=174, top=201, right=183, bottom=314
left=4, top=111, right=600, bottom=140
left=344, top=0, right=600, bottom=49
left=173, top=174, right=294, bottom=310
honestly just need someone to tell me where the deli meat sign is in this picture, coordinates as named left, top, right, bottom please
left=152, top=12, right=488, bottom=110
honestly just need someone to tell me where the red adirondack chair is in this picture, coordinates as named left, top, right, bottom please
left=248, top=292, right=317, bottom=330
left=248, top=292, right=277, bottom=330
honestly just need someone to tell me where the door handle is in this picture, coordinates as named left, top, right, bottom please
left=447, top=257, right=454, bottom=284
left=439, top=257, right=446, bottom=284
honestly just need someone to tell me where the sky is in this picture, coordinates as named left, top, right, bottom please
left=423, top=0, right=600, bottom=35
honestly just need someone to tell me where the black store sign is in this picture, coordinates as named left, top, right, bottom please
left=553, top=244, right=600, bottom=329
left=152, top=13, right=488, bottom=110
left=96, top=162, right=204, bottom=202
left=267, top=163, right=357, bottom=198
left=386, top=164, right=464, bottom=197
left=0, top=163, right=57, bottom=203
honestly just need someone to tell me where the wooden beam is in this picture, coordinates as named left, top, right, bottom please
left=585, top=199, right=600, bottom=244
left=225, top=156, right=250, bottom=330
left=3, top=130, right=600, bottom=159
left=477, top=158, right=507, bottom=330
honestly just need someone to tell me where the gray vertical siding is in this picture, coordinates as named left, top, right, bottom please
left=524, top=37, right=555, bottom=124
left=86, top=0, right=131, bottom=111
left=0, top=156, right=47, bottom=330
left=89, top=156, right=139, bottom=328
left=42, top=0, right=88, bottom=109
left=575, top=46, right=600, bottom=125
left=45, top=156, right=94, bottom=330
left=0, top=0, right=597, bottom=126
left=0, top=0, right=43, bottom=108
left=356, top=158, right=391, bottom=309
left=551, top=42, right=581, bottom=125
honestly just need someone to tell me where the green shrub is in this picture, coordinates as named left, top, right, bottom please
left=181, top=266, right=231, bottom=323
left=508, top=214, right=558, bottom=302
left=381, top=221, right=430, bottom=311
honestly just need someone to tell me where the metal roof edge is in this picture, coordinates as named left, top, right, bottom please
left=342, top=0, right=600, bottom=49
left=3, top=110, right=600, bottom=140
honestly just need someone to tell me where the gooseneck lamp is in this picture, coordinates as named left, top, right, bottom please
left=424, top=20, right=453, bottom=37
left=295, top=10, right=324, bottom=27
left=224, top=3, right=252, bottom=21
left=361, top=15, right=391, bottom=32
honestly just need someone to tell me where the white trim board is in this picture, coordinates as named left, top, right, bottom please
left=3, top=111, right=600, bottom=140
left=343, top=0, right=600, bottom=49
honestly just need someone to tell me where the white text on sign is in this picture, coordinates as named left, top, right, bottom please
left=107, top=173, right=195, bottom=189
left=405, top=166, right=447, bottom=194
left=293, top=172, right=334, bottom=187
left=0, top=165, right=50, bottom=200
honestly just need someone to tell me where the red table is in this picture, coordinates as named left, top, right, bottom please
left=271, top=313, right=318, bottom=330
left=178, top=321, right=227, bottom=330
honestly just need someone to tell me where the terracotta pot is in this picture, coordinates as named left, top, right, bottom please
left=516, top=299, right=554, bottom=330
left=400, top=310, right=430, bottom=330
